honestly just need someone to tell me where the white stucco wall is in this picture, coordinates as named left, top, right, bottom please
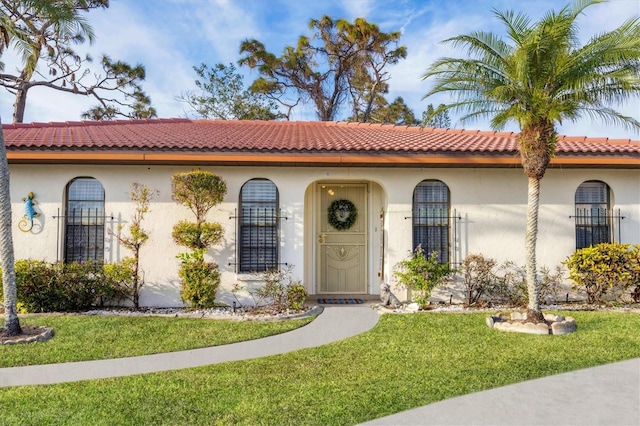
left=9, top=164, right=640, bottom=307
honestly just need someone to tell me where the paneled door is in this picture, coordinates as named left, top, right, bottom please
left=317, top=183, right=367, bottom=293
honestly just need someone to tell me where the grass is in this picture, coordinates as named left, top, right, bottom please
left=1, top=311, right=640, bottom=425
left=0, top=315, right=313, bottom=367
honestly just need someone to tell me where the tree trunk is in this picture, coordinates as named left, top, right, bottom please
left=525, top=176, right=542, bottom=316
left=12, top=87, right=28, bottom=124
left=0, top=117, right=21, bottom=335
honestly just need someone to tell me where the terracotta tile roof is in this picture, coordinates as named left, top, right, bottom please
left=3, top=119, right=639, bottom=165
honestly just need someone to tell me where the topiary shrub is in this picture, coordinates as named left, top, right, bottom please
left=565, top=243, right=640, bottom=304
left=177, top=250, right=220, bottom=309
left=171, top=221, right=224, bottom=250
left=171, top=169, right=227, bottom=309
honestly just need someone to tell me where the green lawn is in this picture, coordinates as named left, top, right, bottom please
left=0, top=315, right=313, bottom=367
left=2, top=311, right=640, bottom=425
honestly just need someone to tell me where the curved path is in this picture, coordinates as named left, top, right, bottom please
left=0, top=305, right=381, bottom=388
left=3, top=306, right=639, bottom=425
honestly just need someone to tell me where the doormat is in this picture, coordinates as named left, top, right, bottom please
left=317, top=298, right=364, bottom=305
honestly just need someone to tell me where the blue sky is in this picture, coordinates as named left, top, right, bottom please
left=1, top=0, right=639, bottom=139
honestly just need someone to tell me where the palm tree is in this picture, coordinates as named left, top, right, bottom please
left=0, top=116, right=20, bottom=335
left=0, top=0, right=79, bottom=336
left=422, top=0, right=640, bottom=320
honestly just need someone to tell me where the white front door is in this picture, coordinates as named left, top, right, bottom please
left=316, top=183, right=367, bottom=294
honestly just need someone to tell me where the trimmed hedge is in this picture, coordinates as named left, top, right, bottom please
left=1, top=260, right=133, bottom=313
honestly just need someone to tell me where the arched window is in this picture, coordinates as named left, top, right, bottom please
left=413, top=180, right=450, bottom=263
left=64, top=177, right=105, bottom=263
left=239, top=179, right=279, bottom=272
left=575, top=181, right=611, bottom=249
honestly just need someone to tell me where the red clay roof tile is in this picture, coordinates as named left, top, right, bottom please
left=2, top=119, right=639, bottom=161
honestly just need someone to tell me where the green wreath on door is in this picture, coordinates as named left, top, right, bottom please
left=327, top=199, right=358, bottom=230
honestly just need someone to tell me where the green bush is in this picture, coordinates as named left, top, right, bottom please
left=171, top=170, right=227, bottom=308
left=394, top=246, right=452, bottom=308
left=172, top=221, right=224, bottom=250
left=177, top=249, right=220, bottom=309
left=1, top=259, right=133, bottom=313
left=101, top=258, right=137, bottom=305
left=565, top=243, right=640, bottom=304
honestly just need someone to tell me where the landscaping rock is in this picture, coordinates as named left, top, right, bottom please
left=406, top=303, right=420, bottom=312
left=511, top=312, right=526, bottom=321
left=551, top=317, right=577, bottom=335
left=486, top=316, right=495, bottom=328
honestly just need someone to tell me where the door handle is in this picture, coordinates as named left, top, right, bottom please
left=318, top=233, right=326, bottom=243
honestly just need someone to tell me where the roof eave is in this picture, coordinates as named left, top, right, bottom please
left=6, top=150, right=639, bottom=168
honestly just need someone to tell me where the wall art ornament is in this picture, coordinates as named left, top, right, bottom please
left=18, top=191, right=41, bottom=232
left=328, top=199, right=357, bottom=230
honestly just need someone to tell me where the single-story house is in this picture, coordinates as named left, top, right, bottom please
left=4, top=119, right=639, bottom=307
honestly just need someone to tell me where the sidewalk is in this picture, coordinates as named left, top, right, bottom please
left=0, top=305, right=380, bottom=387
left=363, top=357, right=640, bottom=425
left=2, top=306, right=639, bottom=425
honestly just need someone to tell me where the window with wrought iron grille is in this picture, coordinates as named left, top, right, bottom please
left=239, top=179, right=279, bottom=272
left=412, top=180, right=450, bottom=264
left=574, top=181, right=612, bottom=249
left=64, top=177, right=105, bottom=263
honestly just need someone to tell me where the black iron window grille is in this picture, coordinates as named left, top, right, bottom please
left=572, top=180, right=623, bottom=249
left=408, top=180, right=460, bottom=265
left=231, top=179, right=287, bottom=273
left=405, top=208, right=462, bottom=266
left=571, top=208, right=624, bottom=249
left=54, top=207, right=114, bottom=263
left=58, top=177, right=108, bottom=263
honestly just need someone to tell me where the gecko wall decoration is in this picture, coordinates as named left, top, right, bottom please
left=18, top=192, right=41, bottom=233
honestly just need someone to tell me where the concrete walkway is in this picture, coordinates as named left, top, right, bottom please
left=0, top=305, right=380, bottom=387
left=364, top=357, right=640, bottom=425
left=2, top=306, right=639, bottom=425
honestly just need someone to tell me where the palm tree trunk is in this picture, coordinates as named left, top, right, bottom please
left=0, top=119, right=21, bottom=335
left=525, top=176, right=543, bottom=320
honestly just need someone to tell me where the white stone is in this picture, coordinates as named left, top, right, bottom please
left=511, top=312, right=526, bottom=321
left=551, top=319, right=577, bottom=335
left=406, top=303, right=420, bottom=312
left=486, top=316, right=495, bottom=328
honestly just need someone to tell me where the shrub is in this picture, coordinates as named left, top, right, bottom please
left=110, top=182, right=158, bottom=308
left=177, top=249, right=220, bottom=309
left=494, top=261, right=527, bottom=306
left=101, top=258, right=137, bottom=305
left=565, top=243, right=640, bottom=304
left=489, top=261, right=564, bottom=307
left=232, top=266, right=308, bottom=313
left=172, top=221, right=224, bottom=250
left=1, top=260, right=133, bottom=313
left=171, top=170, right=227, bottom=223
left=394, top=246, right=452, bottom=308
left=458, top=253, right=497, bottom=306
left=172, top=170, right=227, bottom=308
